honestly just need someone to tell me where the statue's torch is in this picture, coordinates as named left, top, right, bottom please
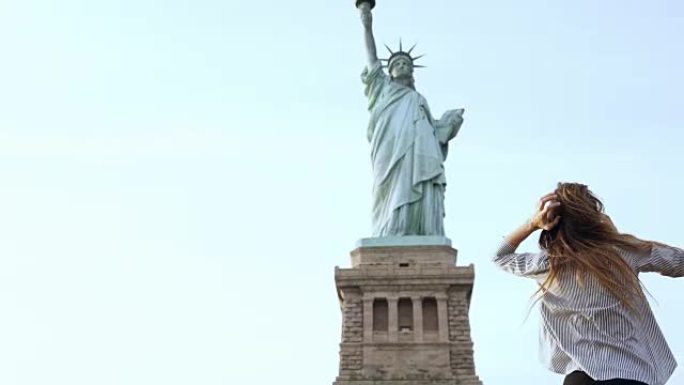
left=355, top=0, right=375, bottom=9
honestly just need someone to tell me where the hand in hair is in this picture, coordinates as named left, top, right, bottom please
left=530, top=193, right=561, bottom=231
left=502, top=193, right=561, bottom=250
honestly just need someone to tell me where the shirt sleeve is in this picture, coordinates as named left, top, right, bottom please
left=636, top=243, right=684, bottom=277
left=492, top=240, right=550, bottom=278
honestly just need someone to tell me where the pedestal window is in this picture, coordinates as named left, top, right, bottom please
left=422, top=297, right=439, bottom=331
left=397, top=297, right=413, bottom=331
left=372, top=298, right=388, bottom=331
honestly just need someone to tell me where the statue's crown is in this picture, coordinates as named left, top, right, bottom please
left=381, top=39, right=425, bottom=71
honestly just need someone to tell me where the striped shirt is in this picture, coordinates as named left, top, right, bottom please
left=493, top=241, right=684, bottom=385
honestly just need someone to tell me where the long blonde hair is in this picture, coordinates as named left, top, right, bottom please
left=536, top=183, right=653, bottom=312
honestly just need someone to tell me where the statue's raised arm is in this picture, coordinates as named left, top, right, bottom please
left=357, top=1, right=378, bottom=68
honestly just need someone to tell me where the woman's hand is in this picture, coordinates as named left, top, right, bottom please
left=530, top=193, right=561, bottom=231
left=501, top=192, right=562, bottom=250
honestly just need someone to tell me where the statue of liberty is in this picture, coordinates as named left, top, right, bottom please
left=357, top=0, right=465, bottom=237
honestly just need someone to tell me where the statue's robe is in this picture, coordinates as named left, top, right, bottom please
left=362, top=61, right=463, bottom=236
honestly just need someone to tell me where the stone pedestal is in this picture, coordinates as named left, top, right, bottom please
left=333, top=240, right=482, bottom=385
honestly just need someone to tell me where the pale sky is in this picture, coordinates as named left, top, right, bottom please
left=1, top=1, right=683, bottom=384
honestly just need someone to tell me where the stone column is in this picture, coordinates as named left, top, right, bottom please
left=363, top=296, right=373, bottom=342
left=437, top=294, right=449, bottom=342
left=388, top=295, right=398, bottom=342
left=412, top=295, right=423, bottom=342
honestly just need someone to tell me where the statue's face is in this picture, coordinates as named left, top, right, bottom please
left=390, top=57, right=413, bottom=79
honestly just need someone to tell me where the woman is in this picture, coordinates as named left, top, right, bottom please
left=493, top=183, right=683, bottom=385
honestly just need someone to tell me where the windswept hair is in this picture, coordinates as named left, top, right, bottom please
left=536, top=183, right=654, bottom=313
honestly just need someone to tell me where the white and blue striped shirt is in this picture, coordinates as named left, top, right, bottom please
left=493, top=241, right=684, bottom=385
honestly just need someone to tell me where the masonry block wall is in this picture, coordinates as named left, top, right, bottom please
left=339, top=288, right=363, bottom=377
left=333, top=245, right=483, bottom=385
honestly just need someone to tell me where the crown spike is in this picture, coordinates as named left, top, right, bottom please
left=384, top=44, right=394, bottom=55
left=399, top=38, right=403, bottom=52
left=413, top=65, right=426, bottom=68
left=407, top=43, right=417, bottom=54
left=412, top=54, right=425, bottom=61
